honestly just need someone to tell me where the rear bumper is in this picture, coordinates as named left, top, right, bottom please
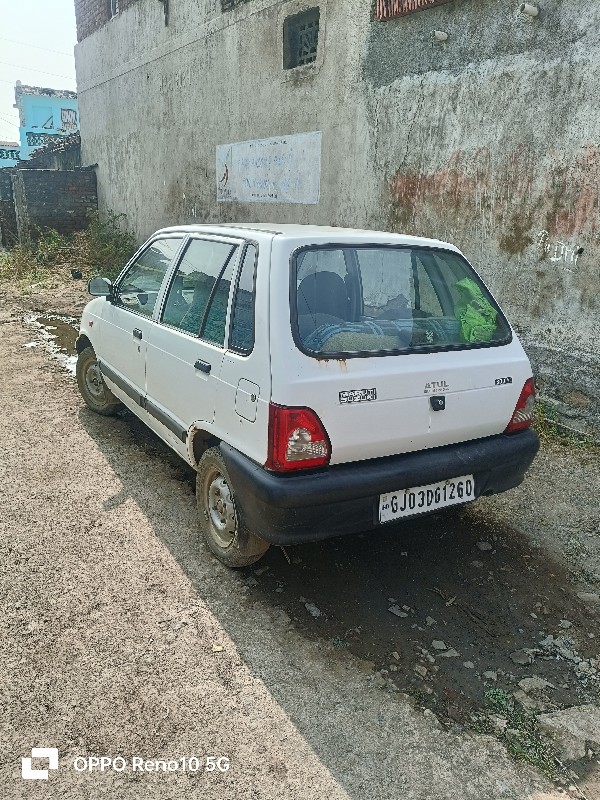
left=221, top=429, right=540, bottom=545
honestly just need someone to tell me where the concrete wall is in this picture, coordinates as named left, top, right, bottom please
left=74, top=0, right=600, bottom=435
left=75, top=0, right=370, bottom=237
left=11, top=169, right=97, bottom=243
left=362, top=0, right=600, bottom=436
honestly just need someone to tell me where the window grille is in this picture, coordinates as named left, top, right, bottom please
left=283, top=8, right=320, bottom=70
left=109, top=0, right=119, bottom=18
left=61, top=109, right=78, bottom=130
left=375, top=0, right=452, bottom=22
left=0, top=148, right=20, bottom=161
left=26, top=132, right=61, bottom=148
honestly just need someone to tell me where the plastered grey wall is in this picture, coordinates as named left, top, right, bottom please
left=363, top=0, right=600, bottom=436
left=74, top=0, right=600, bottom=435
left=75, top=0, right=372, bottom=237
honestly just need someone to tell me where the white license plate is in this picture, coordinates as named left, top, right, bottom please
left=379, top=475, right=475, bottom=523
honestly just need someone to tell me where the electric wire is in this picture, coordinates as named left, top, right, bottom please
left=0, top=61, right=73, bottom=81
left=0, top=36, right=73, bottom=58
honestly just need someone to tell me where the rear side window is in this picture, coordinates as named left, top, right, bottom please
left=202, top=256, right=236, bottom=346
left=161, top=238, right=237, bottom=342
left=229, top=244, right=257, bottom=354
left=293, top=246, right=511, bottom=357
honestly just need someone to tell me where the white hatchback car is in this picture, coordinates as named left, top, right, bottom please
left=77, top=224, right=539, bottom=566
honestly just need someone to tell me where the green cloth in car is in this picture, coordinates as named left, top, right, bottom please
left=454, top=278, right=497, bottom=343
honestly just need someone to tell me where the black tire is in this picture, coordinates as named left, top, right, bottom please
left=197, top=447, right=270, bottom=568
left=76, top=346, right=122, bottom=416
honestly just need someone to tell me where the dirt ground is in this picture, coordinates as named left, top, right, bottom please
left=1, top=277, right=599, bottom=800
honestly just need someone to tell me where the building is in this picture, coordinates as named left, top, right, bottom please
left=0, top=141, right=21, bottom=169
left=0, top=88, right=88, bottom=246
left=18, top=131, right=82, bottom=171
left=73, top=0, right=600, bottom=436
left=14, top=82, right=79, bottom=162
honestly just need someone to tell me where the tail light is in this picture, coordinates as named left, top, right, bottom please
left=265, top=404, right=331, bottom=472
left=504, top=378, right=536, bottom=433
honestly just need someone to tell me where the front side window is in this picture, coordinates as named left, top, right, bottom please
left=116, top=237, right=183, bottom=318
left=294, top=246, right=511, bottom=357
left=161, top=239, right=237, bottom=342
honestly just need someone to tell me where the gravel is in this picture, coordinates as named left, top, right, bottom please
left=2, top=282, right=595, bottom=799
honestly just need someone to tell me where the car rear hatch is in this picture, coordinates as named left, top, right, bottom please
left=270, top=240, right=533, bottom=466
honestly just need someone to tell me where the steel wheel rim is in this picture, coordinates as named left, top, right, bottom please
left=205, top=468, right=237, bottom=548
left=85, top=361, right=105, bottom=400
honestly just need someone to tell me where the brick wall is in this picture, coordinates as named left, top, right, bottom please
left=0, top=170, right=13, bottom=203
left=11, top=169, right=98, bottom=242
left=75, top=0, right=141, bottom=41
left=0, top=170, right=18, bottom=248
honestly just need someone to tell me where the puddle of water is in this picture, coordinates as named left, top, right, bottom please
left=23, top=314, right=79, bottom=375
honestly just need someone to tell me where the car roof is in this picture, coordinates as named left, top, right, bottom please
left=153, top=223, right=460, bottom=252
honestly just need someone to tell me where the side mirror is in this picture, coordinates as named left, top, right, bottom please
left=88, top=277, right=113, bottom=297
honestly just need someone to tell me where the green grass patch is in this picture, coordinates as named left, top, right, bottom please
left=533, top=400, right=599, bottom=452
left=480, top=688, right=567, bottom=781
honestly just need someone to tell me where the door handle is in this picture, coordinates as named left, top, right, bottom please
left=194, top=359, right=211, bottom=374
left=133, top=328, right=143, bottom=340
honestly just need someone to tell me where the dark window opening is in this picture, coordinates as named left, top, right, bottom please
left=283, top=8, right=320, bottom=69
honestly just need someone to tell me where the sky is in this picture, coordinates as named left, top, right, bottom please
left=0, top=0, right=77, bottom=144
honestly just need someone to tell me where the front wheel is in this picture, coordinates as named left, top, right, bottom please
left=197, top=447, right=270, bottom=567
left=76, top=346, right=122, bottom=416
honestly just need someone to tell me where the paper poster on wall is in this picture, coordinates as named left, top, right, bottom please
left=216, top=132, right=321, bottom=204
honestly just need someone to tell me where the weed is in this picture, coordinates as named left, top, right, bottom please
left=0, top=210, right=136, bottom=286
left=85, top=209, right=136, bottom=280
left=482, top=688, right=566, bottom=781
left=329, top=636, right=349, bottom=649
left=412, top=688, right=429, bottom=706
left=534, top=400, right=599, bottom=453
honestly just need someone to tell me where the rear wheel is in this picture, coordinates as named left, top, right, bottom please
left=197, top=447, right=270, bottom=567
left=76, top=346, right=121, bottom=416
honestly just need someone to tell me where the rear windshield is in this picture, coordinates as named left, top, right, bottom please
left=292, top=245, right=512, bottom=357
